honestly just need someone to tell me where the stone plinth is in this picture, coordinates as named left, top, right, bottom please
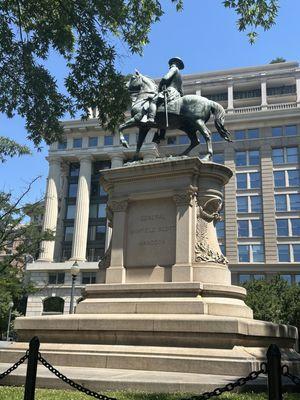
left=11, top=157, right=300, bottom=390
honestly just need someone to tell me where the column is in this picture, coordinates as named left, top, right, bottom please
left=38, top=157, right=61, bottom=262
left=142, top=143, right=159, bottom=162
left=261, top=76, right=268, bottom=110
left=105, top=200, right=128, bottom=283
left=261, top=144, right=277, bottom=264
left=172, top=190, right=194, bottom=282
left=70, top=156, right=92, bottom=261
left=110, top=152, right=125, bottom=168
left=227, top=80, right=234, bottom=112
left=224, top=147, right=238, bottom=264
left=296, top=73, right=300, bottom=106
left=196, top=87, right=201, bottom=96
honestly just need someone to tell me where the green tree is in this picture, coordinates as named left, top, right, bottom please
left=244, top=276, right=300, bottom=329
left=0, top=0, right=280, bottom=160
left=0, top=178, right=54, bottom=337
left=270, top=57, right=286, bottom=64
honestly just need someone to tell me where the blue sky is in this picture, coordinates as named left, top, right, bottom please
left=0, top=0, right=299, bottom=204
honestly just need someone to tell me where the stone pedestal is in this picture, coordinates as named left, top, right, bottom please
left=10, top=157, right=300, bottom=390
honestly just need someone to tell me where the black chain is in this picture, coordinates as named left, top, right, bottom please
left=0, top=351, right=29, bottom=381
left=282, top=364, right=300, bottom=386
left=181, top=363, right=267, bottom=400
left=38, top=353, right=117, bottom=400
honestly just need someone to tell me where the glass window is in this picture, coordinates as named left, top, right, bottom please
left=216, top=220, right=224, bottom=238
left=238, top=220, right=249, bottom=237
left=293, top=244, right=300, bottom=262
left=58, top=141, right=67, bottom=150
left=278, top=244, right=290, bottom=262
left=100, top=185, right=106, bottom=196
left=213, top=153, right=224, bottom=164
left=286, top=147, right=298, bottom=163
left=248, top=129, right=259, bottom=139
left=98, top=204, right=106, bottom=218
left=88, top=137, right=98, bottom=147
left=272, top=126, right=283, bottom=137
left=252, top=245, right=264, bottom=262
left=123, top=134, right=130, bottom=143
left=272, top=148, right=284, bottom=165
left=81, top=272, right=97, bottom=285
left=89, top=204, right=98, bottom=219
left=167, top=136, right=177, bottom=145
left=178, top=136, right=189, bottom=145
left=236, top=173, right=247, bottom=189
left=73, top=138, right=82, bottom=148
left=274, top=171, right=286, bottom=187
left=235, top=151, right=247, bottom=166
left=104, top=135, right=113, bottom=146
left=66, top=205, right=76, bottom=219
left=235, top=130, right=246, bottom=140
left=275, top=194, right=287, bottom=211
left=64, top=226, right=74, bottom=242
left=48, top=273, right=65, bottom=285
left=238, top=245, right=250, bottom=262
left=90, top=182, right=99, bottom=197
left=239, top=274, right=251, bottom=284
left=251, top=196, right=262, bottom=212
left=288, top=170, right=300, bottom=187
left=290, top=194, right=300, bottom=211
left=280, top=275, right=292, bottom=284
left=285, top=125, right=297, bottom=136
left=70, top=163, right=80, bottom=177
left=276, top=219, right=288, bottom=236
left=254, top=274, right=265, bottom=280
left=95, top=225, right=106, bottom=240
left=291, top=219, right=300, bottom=236
left=249, top=150, right=260, bottom=166
left=237, top=196, right=248, bottom=213
left=212, top=132, right=222, bottom=142
left=68, top=183, right=78, bottom=198
left=249, top=172, right=260, bottom=189
left=295, top=275, right=300, bottom=285
left=251, top=220, right=263, bottom=237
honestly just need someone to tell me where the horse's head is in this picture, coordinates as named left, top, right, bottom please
left=126, top=70, right=157, bottom=96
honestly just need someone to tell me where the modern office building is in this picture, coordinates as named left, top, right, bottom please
left=25, top=61, right=300, bottom=316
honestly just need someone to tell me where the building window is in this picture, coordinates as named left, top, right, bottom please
left=73, top=138, right=82, bottom=148
left=81, top=272, right=97, bottom=285
left=104, top=135, right=113, bottom=146
left=276, top=219, right=289, bottom=236
left=274, top=171, right=286, bottom=187
left=43, top=297, right=64, bottom=314
left=89, top=204, right=106, bottom=219
left=70, top=163, right=80, bottom=177
left=236, top=172, right=261, bottom=190
left=248, top=129, right=259, bottom=139
left=66, top=205, right=76, bottom=219
left=272, top=125, right=297, bottom=137
left=237, top=196, right=248, bottom=212
left=212, top=132, right=222, bottom=142
left=236, top=173, right=247, bottom=189
left=235, top=150, right=260, bottom=166
left=238, top=220, right=249, bottom=237
left=249, top=172, right=261, bottom=188
left=87, top=248, right=104, bottom=262
left=251, top=196, right=262, bottom=212
left=288, top=170, right=300, bottom=187
left=216, top=220, right=224, bottom=238
left=235, top=129, right=259, bottom=140
left=239, top=274, right=251, bottom=284
left=236, top=195, right=262, bottom=213
left=238, top=244, right=264, bottom=262
left=278, top=244, right=290, bottom=262
left=280, top=275, right=292, bottom=284
left=48, top=272, right=65, bottom=284
left=291, top=219, right=300, bottom=236
left=213, top=153, right=224, bottom=164
left=238, top=219, right=263, bottom=237
left=98, top=204, right=106, bottom=218
left=275, top=194, right=300, bottom=212
left=178, top=135, right=189, bottom=145
left=68, top=183, right=78, bottom=198
left=272, top=126, right=283, bottom=137
left=58, top=141, right=67, bottom=150
left=167, top=136, right=177, bottom=145
left=290, top=194, right=300, bottom=211
left=64, top=226, right=74, bottom=242
left=275, top=194, right=287, bottom=211
left=88, top=137, right=98, bottom=147
left=235, top=130, right=246, bottom=140
left=285, top=125, right=297, bottom=136
left=277, top=218, right=300, bottom=237
left=274, top=170, right=300, bottom=188
left=88, top=225, right=106, bottom=240
left=272, top=147, right=298, bottom=164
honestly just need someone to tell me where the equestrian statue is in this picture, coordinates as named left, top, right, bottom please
left=119, top=57, right=232, bottom=161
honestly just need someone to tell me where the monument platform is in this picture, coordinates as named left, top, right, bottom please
left=5, top=156, right=300, bottom=390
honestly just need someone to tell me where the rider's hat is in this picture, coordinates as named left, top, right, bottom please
left=168, top=57, right=184, bottom=70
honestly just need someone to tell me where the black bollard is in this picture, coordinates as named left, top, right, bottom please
left=24, top=337, right=40, bottom=400
left=267, top=344, right=283, bottom=400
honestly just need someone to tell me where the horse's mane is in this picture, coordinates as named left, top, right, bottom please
left=140, top=74, right=158, bottom=91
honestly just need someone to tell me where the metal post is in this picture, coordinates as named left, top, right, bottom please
left=24, top=336, right=40, bottom=400
left=267, top=344, right=283, bottom=400
left=6, top=302, right=13, bottom=341
left=69, top=275, right=76, bottom=314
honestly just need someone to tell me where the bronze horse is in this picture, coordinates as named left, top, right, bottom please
left=119, top=71, right=232, bottom=160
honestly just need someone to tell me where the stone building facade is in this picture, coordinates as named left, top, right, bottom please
left=25, top=61, right=300, bottom=316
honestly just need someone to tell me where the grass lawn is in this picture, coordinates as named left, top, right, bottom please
left=0, top=387, right=300, bottom=400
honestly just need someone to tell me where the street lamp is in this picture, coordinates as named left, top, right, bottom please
left=69, top=261, right=80, bottom=314
left=6, top=301, right=14, bottom=341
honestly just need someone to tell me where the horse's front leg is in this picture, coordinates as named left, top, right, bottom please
left=133, top=127, right=150, bottom=161
left=119, top=118, right=138, bottom=148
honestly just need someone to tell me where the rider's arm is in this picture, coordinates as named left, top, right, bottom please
left=159, top=66, right=178, bottom=90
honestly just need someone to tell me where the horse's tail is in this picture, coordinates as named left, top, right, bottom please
left=211, top=102, right=232, bottom=142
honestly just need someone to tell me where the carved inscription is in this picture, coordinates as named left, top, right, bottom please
left=126, top=199, right=176, bottom=267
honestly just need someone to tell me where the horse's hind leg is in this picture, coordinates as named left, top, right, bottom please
left=133, top=127, right=150, bottom=160
left=179, top=128, right=200, bottom=156
left=195, top=119, right=213, bottom=161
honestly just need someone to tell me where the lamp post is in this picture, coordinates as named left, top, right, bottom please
left=69, top=261, right=80, bottom=314
left=6, top=301, right=14, bottom=341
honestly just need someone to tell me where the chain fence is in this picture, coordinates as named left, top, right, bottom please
left=0, top=351, right=28, bottom=381
left=282, top=365, right=300, bottom=386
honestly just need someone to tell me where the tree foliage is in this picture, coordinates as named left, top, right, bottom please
left=0, top=178, right=54, bottom=336
left=270, top=57, right=286, bottom=64
left=244, top=276, right=300, bottom=329
left=0, top=0, right=280, bottom=154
